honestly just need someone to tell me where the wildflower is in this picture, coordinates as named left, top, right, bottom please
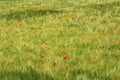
left=41, top=56, right=45, bottom=59
left=53, top=61, right=56, bottom=67
left=101, top=45, right=104, bottom=49
left=64, top=56, right=67, bottom=60
left=118, top=42, right=120, bottom=45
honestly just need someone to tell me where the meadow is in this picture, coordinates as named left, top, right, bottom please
left=0, top=0, right=120, bottom=80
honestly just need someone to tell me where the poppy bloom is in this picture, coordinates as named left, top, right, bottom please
left=41, top=56, right=45, bottom=59
left=64, top=56, right=67, bottom=60
left=53, top=61, right=56, bottom=67
left=118, top=42, right=120, bottom=45
left=101, top=45, right=104, bottom=49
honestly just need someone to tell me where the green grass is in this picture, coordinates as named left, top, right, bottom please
left=0, top=0, right=120, bottom=80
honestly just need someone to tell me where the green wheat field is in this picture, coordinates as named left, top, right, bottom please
left=0, top=0, right=120, bottom=80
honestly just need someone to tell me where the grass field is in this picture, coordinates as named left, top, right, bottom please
left=0, top=0, right=120, bottom=80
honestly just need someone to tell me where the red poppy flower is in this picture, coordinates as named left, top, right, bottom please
left=64, top=56, right=67, bottom=60
left=118, top=42, right=120, bottom=45
left=101, top=45, right=104, bottom=49
left=53, top=61, right=56, bottom=67
left=41, top=56, right=44, bottom=59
